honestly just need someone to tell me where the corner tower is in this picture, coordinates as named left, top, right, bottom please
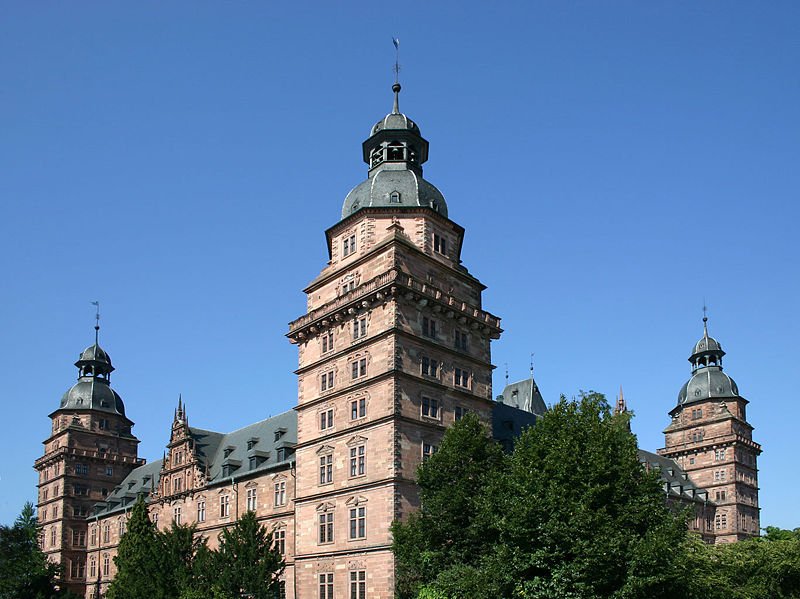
left=287, top=84, right=502, bottom=598
left=659, top=317, right=761, bottom=543
left=34, top=325, right=142, bottom=597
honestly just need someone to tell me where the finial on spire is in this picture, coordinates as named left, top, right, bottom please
left=530, top=353, right=535, bottom=379
left=702, top=301, right=709, bottom=337
left=504, top=363, right=509, bottom=385
left=392, top=37, right=400, bottom=84
left=391, top=37, right=401, bottom=114
left=91, top=301, right=100, bottom=345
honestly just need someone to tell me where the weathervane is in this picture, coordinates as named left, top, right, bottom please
left=392, top=37, right=400, bottom=83
left=91, top=300, right=100, bottom=344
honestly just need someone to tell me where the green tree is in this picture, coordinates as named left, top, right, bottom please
left=106, top=496, right=165, bottom=599
left=492, top=393, right=692, bottom=599
left=0, top=502, right=68, bottom=599
left=211, top=510, right=284, bottom=599
left=393, top=393, right=698, bottom=599
left=159, top=521, right=208, bottom=598
left=391, top=413, right=506, bottom=598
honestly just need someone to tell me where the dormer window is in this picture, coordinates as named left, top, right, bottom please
left=390, top=191, right=401, bottom=203
left=223, top=447, right=234, bottom=459
left=247, top=438, right=259, bottom=451
left=274, top=429, right=286, bottom=442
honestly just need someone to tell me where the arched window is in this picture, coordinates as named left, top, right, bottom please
left=389, top=191, right=401, bottom=203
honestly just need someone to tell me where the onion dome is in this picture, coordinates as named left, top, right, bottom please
left=342, top=83, right=448, bottom=219
left=677, top=317, right=741, bottom=405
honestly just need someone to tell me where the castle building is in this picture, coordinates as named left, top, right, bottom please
left=33, top=325, right=144, bottom=598
left=35, top=84, right=760, bottom=599
left=658, top=316, right=762, bottom=542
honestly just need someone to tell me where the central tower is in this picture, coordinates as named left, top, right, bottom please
left=287, top=84, right=502, bottom=598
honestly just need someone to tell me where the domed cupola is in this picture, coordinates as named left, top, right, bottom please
left=55, top=321, right=127, bottom=418
left=342, top=83, right=448, bottom=219
left=677, top=317, right=741, bottom=405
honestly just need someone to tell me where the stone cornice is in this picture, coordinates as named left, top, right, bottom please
left=288, top=268, right=502, bottom=345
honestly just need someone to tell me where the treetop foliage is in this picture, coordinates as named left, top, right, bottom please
left=393, top=393, right=800, bottom=599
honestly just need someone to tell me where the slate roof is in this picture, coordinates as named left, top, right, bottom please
left=92, top=409, right=297, bottom=518
left=496, top=378, right=547, bottom=416
left=638, top=449, right=711, bottom=505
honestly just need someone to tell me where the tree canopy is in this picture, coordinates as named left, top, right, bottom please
left=393, top=394, right=698, bottom=598
left=0, top=502, right=71, bottom=599
left=107, top=500, right=283, bottom=599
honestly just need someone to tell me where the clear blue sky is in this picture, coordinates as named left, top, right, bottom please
left=2, top=2, right=798, bottom=528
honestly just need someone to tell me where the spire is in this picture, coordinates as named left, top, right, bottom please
left=702, top=302, right=709, bottom=339
left=392, top=83, right=401, bottom=115
left=616, top=385, right=627, bottom=415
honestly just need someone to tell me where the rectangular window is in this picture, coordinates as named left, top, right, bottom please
left=714, top=469, right=727, bottom=481
left=454, top=368, right=471, bottom=389
left=422, top=317, right=437, bottom=338
left=715, top=490, right=727, bottom=502
left=220, top=495, right=230, bottom=518
left=715, top=513, right=728, bottom=530
left=320, top=408, right=334, bottom=430
left=103, top=525, right=110, bottom=543
left=715, top=448, right=726, bottom=461
left=422, top=397, right=440, bottom=419
left=274, top=529, right=286, bottom=555
left=50, top=527, right=57, bottom=547
left=76, top=463, right=89, bottom=475
left=350, top=445, right=366, bottom=477
left=102, top=553, right=110, bottom=576
left=173, top=506, right=182, bottom=525
left=90, top=527, right=97, bottom=547
left=691, top=408, right=703, bottom=420
left=421, top=356, right=438, bottom=378
left=105, top=466, right=113, bottom=476
left=70, top=558, right=86, bottom=579
left=454, top=330, right=468, bottom=351
left=89, top=557, right=96, bottom=578
left=321, top=371, right=334, bottom=392
left=319, top=573, right=334, bottom=599
left=351, top=358, right=367, bottom=379
left=349, top=506, right=366, bottom=539
left=351, top=398, right=366, bottom=420
left=319, top=454, right=333, bottom=485
left=454, top=406, right=469, bottom=421
left=422, top=443, right=438, bottom=461
left=353, top=316, right=367, bottom=340
left=274, top=481, right=286, bottom=507
left=342, top=234, right=357, bottom=257
left=98, top=418, right=109, bottom=430
left=246, top=488, right=258, bottom=512
left=350, top=570, right=366, bottom=599
left=322, top=331, right=334, bottom=353
left=342, top=280, right=356, bottom=295
left=433, top=233, right=447, bottom=255
left=197, top=500, right=206, bottom=523
left=319, top=512, right=334, bottom=544
left=72, top=529, right=86, bottom=547
left=53, top=506, right=58, bottom=518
